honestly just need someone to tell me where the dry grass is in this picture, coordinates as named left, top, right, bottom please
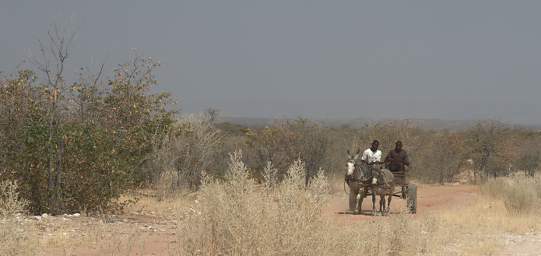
left=171, top=154, right=541, bottom=255
left=0, top=218, right=38, bottom=256
left=174, top=152, right=332, bottom=255
left=171, top=154, right=445, bottom=255
left=0, top=179, right=148, bottom=256
left=4, top=168, right=541, bottom=255
left=0, top=180, right=36, bottom=255
left=481, top=176, right=541, bottom=214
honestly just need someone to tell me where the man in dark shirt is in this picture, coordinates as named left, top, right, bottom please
left=384, top=141, right=410, bottom=174
left=385, top=141, right=410, bottom=197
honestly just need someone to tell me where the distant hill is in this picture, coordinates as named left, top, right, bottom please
left=218, top=116, right=541, bottom=131
left=218, top=117, right=276, bottom=128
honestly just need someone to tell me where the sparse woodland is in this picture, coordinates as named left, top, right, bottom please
left=2, top=29, right=541, bottom=255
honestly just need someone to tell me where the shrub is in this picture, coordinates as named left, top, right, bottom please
left=176, top=151, right=332, bottom=255
left=482, top=177, right=540, bottom=214
left=0, top=180, right=28, bottom=217
left=244, top=119, right=329, bottom=184
left=152, top=114, right=222, bottom=191
left=0, top=54, right=174, bottom=214
left=503, top=183, right=537, bottom=214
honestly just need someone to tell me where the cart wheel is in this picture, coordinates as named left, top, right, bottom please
left=407, top=184, right=417, bottom=214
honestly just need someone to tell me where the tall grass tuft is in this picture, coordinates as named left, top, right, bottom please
left=0, top=180, right=35, bottom=256
left=481, top=176, right=541, bottom=215
left=0, top=180, right=28, bottom=217
left=176, top=151, right=333, bottom=255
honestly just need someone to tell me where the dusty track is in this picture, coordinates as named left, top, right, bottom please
left=327, top=183, right=480, bottom=222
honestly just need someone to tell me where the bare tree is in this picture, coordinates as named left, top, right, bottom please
left=157, top=114, right=222, bottom=190
left=515, top=139, right=541, bottom=177
left=466, top=121, right=506, bottom=182
left=205, top=108, right=220, bottom=124
left=31, top=24, right=76, bottom=214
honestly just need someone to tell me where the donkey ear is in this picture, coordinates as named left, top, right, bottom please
left=346, top=150, right=351, bottom=156
left=356, top=148, right=361, bottom=154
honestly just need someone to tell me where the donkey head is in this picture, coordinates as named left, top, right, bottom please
left=346, top=149, right=361, bottom=176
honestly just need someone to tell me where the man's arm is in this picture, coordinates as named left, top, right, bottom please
left=372, top=151, right=384, bottom=165
left=360, top=149, right=368, bottom=164
left=383, top=150, right=393, bottom=164
left=384, top=151, right=391, bottom=163
left=403, top=151, right=410, bottom=167
left=384, top=151, right=392, bottom=168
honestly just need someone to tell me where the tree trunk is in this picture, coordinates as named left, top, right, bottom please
left=53, top=137, right=65, bottom=214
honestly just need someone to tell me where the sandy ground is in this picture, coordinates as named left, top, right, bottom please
left=331, top=183, right=541, bottom=256
left=329, top=183, right=480, bottom=222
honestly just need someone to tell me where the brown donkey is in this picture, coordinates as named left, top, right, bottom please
left=372, top=167, right=395, bottom=215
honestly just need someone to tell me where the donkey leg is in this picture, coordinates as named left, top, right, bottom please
left=354, top=190, right=361, bottom=214
left=381, top=194, right=387, bottom=215
left=380, top=194, right=386, bottom=214
left=349, top=188, right=357, bottom=213
left=357, top=189, right=365, bottom=214
left=386, top=193, right=392, bottom=215
left=371, top=189, right=377, bottom=216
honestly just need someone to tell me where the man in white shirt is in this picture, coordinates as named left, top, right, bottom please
left=344, top=140, right=383, bottom=183
left=361, top=140, right=383, bottom=165
left=345, top=140, right=383, bottom=213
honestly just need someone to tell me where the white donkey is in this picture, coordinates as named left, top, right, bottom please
left=345, top=150, right=377, bottom=215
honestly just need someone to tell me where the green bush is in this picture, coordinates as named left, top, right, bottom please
left=0, top=56, right=173, bottom=214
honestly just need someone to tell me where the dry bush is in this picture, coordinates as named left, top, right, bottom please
left=504, top=184, right=537, bottom=215
left=174, top=151, right=445, bottom=256
left=155, top=168, right=179, bottom=200
left=465, top=122, right=519, bottom=181
left=0, top=180, right=28, bottom=217
left=0, top=180, right=34, bottom=255
left=176, top=151, right=334, bottom=255
left=482, top=177, right=541, bottom=215
left=480, top=177, right=510, bottom=199
left=244, top=119, right=329, bottom=184
left=154, top=114, right=222, bottom=191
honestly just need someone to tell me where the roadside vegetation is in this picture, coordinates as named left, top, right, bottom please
left=1, top=28, right=541, bottom=255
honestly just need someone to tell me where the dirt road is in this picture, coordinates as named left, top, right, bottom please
left=328, top=183, right=480, bottom=221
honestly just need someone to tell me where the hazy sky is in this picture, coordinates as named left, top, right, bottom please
left=1, top=0, right=540, bottom=124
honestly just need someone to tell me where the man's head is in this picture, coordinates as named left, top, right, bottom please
left=395, top=140, right=403, bottom=151
left=371, top=140, right=379, bottom=151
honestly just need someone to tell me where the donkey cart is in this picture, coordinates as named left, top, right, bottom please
left=348, top=168, right=417, bottom=215
left=389, top=171, right=417, bottom=214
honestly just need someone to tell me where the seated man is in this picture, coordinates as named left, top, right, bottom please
left=361, top=140, right=383, bottom=185
left=384, top=140, right=410, bottom=186
left=345, top=140, right=382, bottom=212
left=361, top=140, right=383, bottom=166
